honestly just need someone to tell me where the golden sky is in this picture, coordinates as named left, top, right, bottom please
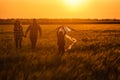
left=0, top=0, right=120, bottom=19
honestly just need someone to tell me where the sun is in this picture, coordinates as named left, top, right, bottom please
left=61, top=0, right=88, bottom=11
left=64, top=0, right=85, bottom=8
left=66, top=0, right=80, bottom=6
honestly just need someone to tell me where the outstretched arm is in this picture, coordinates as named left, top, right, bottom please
left=38, top=25, right=42, bottom=37
left=21, top=25, right=24, bottom=37
left=25, top=25, right=30, bottom=37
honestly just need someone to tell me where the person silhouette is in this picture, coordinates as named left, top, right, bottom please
left=14, top=20, right=23, bottom=48
left=56, top=25, right=66, bottom=54
left=24, top=19, right=42, bottom=49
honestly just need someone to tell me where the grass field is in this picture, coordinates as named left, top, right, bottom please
left=0, top=24, right=120, bottom=80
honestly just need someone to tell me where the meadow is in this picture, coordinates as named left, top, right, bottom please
left=0, top=24, right=120, bottom=80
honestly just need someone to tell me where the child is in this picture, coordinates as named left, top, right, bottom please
left=14, top=20, right=23, bottom=48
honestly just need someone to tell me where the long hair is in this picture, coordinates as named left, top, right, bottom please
left=57, top=30, right=65, bottom=46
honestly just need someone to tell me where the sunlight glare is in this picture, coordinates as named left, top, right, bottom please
left=65, top=0, right=85, bottom=7
left=62, top=0, right=87, bottom=11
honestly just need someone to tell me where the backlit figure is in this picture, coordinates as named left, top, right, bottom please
left=14, top=20, right=23, bottom=49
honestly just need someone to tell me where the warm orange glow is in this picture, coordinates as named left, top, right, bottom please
left=64, top=0, right=81, bottom=7
left=0, top=0, right=120, bottom=19
left=64, top=0, right=85, bottom=7
left=62, top=0, right=87, bottom=11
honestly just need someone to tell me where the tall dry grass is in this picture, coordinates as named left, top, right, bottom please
left=0, top=24, right=120, bottom=80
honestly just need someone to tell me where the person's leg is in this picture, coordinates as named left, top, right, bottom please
left=58, top=46, right=61, bottom=54
left=59, top=46, right=65, bottom=55
left=33, top=38, right=37, bottom=49
left=30, top=37, right=37, bottom=49
left=15, top=39, right=18, bottom=48
left=62, top=46, right=65, bottom=54
left=19, top=39, right=22, bottom=48
left=30, top=38, right=34, bottom=49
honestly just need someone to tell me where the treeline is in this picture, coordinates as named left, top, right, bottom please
left=0, top=18, right=120, bottom=24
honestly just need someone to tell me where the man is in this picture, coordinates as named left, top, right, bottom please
left=14, top=20, right=23, bottom=48
left=24, top=19, right=42, bottom=49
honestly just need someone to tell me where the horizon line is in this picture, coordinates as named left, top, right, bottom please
left=0, top=18, right=120, bottom=20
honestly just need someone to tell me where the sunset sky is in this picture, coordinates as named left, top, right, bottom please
left=0, top=0, right=120, bottom=19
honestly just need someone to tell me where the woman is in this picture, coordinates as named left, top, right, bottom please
left=57, top=26, right=66, bottom=54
